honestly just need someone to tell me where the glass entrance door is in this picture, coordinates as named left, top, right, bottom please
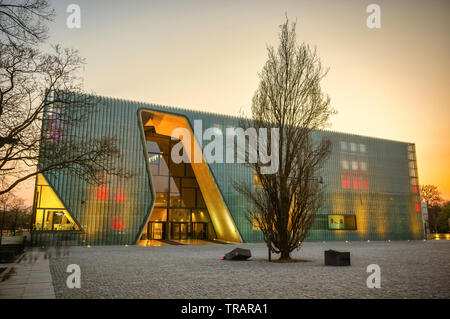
left=171, top=222, right=189, bottom=240
left=150, top=222, right=165, bottom=240
left=192, top=222, right=207, bottom=240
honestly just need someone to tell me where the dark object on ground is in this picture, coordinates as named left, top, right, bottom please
left=324, top=249, right=350, bottom=266
left=223, top=248, right=252, bottom=260
left=0, top=244, right=24, bottom=263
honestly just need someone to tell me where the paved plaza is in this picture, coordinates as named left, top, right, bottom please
left=42, top=241, right=450, bottom=299
left=1, top=241, right=448, bottom=299
left=0, top=249, right=55, bottom=299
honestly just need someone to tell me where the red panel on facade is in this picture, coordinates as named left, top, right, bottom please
left=113, top=218, right=124, bottom=230
left=341, top=175, right=350, bottom=189
left=115, top=189, right=125, bottom=202
left=362, top=180, right=369, bottom=190
left=97, top=186, right=108, bottom=201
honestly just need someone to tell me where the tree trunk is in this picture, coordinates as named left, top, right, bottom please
left=0, top=209, right=5, bottom=245
left=13, top=212, right=18, bottom=235
left=279, top=249, right=291, bottom=260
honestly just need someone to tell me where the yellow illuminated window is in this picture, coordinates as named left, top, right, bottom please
left=328, top=215, right=356, bottom=230
left=33, top=174, right=79, bottom=231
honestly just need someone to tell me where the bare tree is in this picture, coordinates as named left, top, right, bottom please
left=0, top=190, right=28, bottom=244
left=0, top=1, right=128, bottom=196
left=420, top=185, right=443, bottom=233
left=234, top=18, right=335, bottom=260
left=420, top=185, right=442, bottom=208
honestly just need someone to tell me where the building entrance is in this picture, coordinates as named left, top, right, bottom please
left=142, top=130, right=216, bottom=243
left=192, top=222, right=207, bottom=240
left=147, top=221, right=208, bottom=241
left=171, top=222, right=188, bottom=240
left=148, top=222, right=166, bottom=240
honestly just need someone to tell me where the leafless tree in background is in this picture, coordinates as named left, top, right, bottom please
left=420, top=185, right=442, bottom=208
left=0, top=0, right=128, bottom=196
left=234, top=18, right=335, bottom=260
left=420, top=185, right=443, bottom=233
left=0, top=191, right=31, bottom=243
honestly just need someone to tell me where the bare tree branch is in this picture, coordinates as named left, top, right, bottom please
left=0, top=0, right=54, bottom=45
left=0, top=2, right=131, bottom=196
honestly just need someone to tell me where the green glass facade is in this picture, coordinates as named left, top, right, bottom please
left=31, top=93, right=424, bottom=246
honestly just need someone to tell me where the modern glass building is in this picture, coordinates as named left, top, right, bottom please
left=31, top=93, right=425, bottom=246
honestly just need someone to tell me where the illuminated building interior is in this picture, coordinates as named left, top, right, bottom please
left=33, top=174, right=79, bottom=232
left=138, top=110, right=242, bottom=244
left=328, top=215, right=357, bottom=230
left=140, top=131, right=216, bottom=242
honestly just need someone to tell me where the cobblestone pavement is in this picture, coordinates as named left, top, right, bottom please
left=49, top=241, right=450, bottom=299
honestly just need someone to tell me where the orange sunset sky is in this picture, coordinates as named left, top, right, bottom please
left=15, top=0, right=450, bottom=204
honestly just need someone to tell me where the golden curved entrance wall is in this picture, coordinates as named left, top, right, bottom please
left=140, top=110, right=242, bottom=243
